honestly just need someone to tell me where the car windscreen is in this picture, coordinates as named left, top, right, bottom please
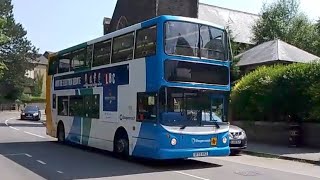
left=24, top=106, right=38, bottom=112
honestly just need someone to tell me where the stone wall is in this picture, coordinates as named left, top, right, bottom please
left=106, top=0, right=198, bottom=33
left=157, top=0, right=198, bottom=17
left=232, top=121, right=320, bottom=148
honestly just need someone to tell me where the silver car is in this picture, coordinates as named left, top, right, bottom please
left=229, top=125, right=247, bottom=155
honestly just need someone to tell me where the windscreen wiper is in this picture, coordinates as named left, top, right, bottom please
left=213, top=120, right=220, bottom=129
left=180, top=125, right=187, bottom=129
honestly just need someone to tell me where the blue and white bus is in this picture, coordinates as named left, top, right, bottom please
left=46, top=15, right=231, bottom=160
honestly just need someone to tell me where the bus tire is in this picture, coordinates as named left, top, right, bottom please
left=114, top=129, right=129, bottom=158
left=57, top=122, right=65, bottom=143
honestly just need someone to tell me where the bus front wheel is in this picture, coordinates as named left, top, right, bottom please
left=114, top=134, right=129, bottom=158
left=57, top=122, right=65, bottom=143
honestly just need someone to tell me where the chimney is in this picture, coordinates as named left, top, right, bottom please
left=103, top=17, right=112, bottom=35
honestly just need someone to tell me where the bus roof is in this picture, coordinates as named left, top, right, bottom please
left=54, top=15, right=226, bottom=57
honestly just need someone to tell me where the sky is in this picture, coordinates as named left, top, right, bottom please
left=11, top=0, right=320, bottom=54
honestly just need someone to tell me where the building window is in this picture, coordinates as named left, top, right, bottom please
left=58, top=96, right=69, bottom=116
left=112, top=32, right=134, bottom=63
left=93, top=40, right=111, bottom=67
left=135, top=26, right=157, bottom=59
left=137, top=93, right=157, bottom=121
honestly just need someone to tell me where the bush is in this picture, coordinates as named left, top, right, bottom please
left=230, top=62, right=320, bottom=122
left=30, top=96, right=46, bottom=103
left=19, top=94, right=45, bottom=103
left=19, top=93, right=31, bottom=103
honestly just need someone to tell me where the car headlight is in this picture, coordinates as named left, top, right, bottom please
left=171, top=138, right=177, bottom=146
left=33, top=113, right=39, bottom=116
left=21, top=112, right=25, bottom=115
left=239, top=131, right=246, bottom=139
left=222, top=137, right=228, bottom=144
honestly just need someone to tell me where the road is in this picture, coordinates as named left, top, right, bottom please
left=0, top=111, right=319, bottom=180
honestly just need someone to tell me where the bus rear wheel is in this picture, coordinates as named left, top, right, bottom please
left=57, top=123, right=65, bottom=143
left=114, top=135, right=129, bottom=158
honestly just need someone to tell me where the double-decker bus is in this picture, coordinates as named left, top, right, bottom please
left=46, top=15, right=231, bottom=160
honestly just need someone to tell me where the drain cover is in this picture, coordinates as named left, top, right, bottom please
left=234, top=170, right=261, bottom=176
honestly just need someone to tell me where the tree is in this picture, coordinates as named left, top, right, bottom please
left=252, top=0, right=300, bottom=44
left=286, top=14, right=319, bottom=56
left=32, top=72, right=44, bottom=97
left=0, top=17, right=8, bottom=80
left=252, top=0, right=320, bottom=56
left=226, top=27, right=249, bottom=83
left=0, top=0, right=38, bottom=100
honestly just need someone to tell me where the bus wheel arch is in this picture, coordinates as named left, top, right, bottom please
left=57, top=121, right=65, bottom=143
left=113, top=127, right=129, bottom=157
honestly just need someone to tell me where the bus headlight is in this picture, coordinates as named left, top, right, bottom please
left=222, top=137, right=228, bottom=144
left=171, top=138, right=177, bottom=146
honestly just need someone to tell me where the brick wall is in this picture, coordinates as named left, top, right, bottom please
left=157, top=0, right=198, bottom=18
left=106, top=0, right=199, bottom=33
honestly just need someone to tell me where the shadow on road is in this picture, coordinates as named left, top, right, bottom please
left=0, top=141, right=222, bottom=179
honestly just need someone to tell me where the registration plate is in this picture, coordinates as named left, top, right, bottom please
left=193, top=152, right=209, bottom=157
left=211, top=137, right=217, bottom=146
left=230, top=140, right=242, bottom=144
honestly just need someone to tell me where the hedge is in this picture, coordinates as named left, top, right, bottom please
left=230, top=62, right=320, bottom=122
left=19, top=94, right=46, bottom=103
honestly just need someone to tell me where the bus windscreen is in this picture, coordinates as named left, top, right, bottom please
left=165, top=60, right=229, bottom=85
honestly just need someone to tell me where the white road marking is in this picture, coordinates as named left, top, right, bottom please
left=25, top=153, right=32, bottom=158
left=57, top=171, right=64, bottom=174
left=174, top=171, right=210, bottom=180
left=37, top=160, right=46, bottom=165
left=9, top=126, right=20, bottom=131
left=4, top=117, right=15, bottom=126
left=4, top=116, right=46, bottom=139
left=23, top=131, right=46, bottom=139
left=3, top=153, right=27, bottom=156
left=5, top=118, right=20, bottom=131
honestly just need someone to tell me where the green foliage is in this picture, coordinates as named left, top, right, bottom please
left=226, top=26, right=251, bottom=83
left=231, top=62, right=320, bottom=122
left=32, top=73, right=44, bottom=97
left=0, top=17, right=8, bottom=44
left=0, top=0, right=38, bottom=100
left=253, top=0, right=299, bottom=43
left=19, top=93, right=31, bottom=103
left=30, top=96, right=46, bottom=103
left=252, top=0, right=320, bottom=56
left=19, top=94, right=45, bottom=103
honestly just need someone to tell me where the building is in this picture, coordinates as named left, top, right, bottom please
left=236, top=39, right=320, bottom=73
left=198, top=3, right=259, bottom=45
left=103, top=1, right=260, bottom=46
left=24, top=55, right=48, bottom=97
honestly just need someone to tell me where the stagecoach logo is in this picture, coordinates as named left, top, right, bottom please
left=119, top=114, right=135, bottom=121
left=191, top=138, right=211, bottom=144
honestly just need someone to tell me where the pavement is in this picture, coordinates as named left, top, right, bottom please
left=243, top=142, right=320, bottom=165
left=0, top=111, right=320, bottom=179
